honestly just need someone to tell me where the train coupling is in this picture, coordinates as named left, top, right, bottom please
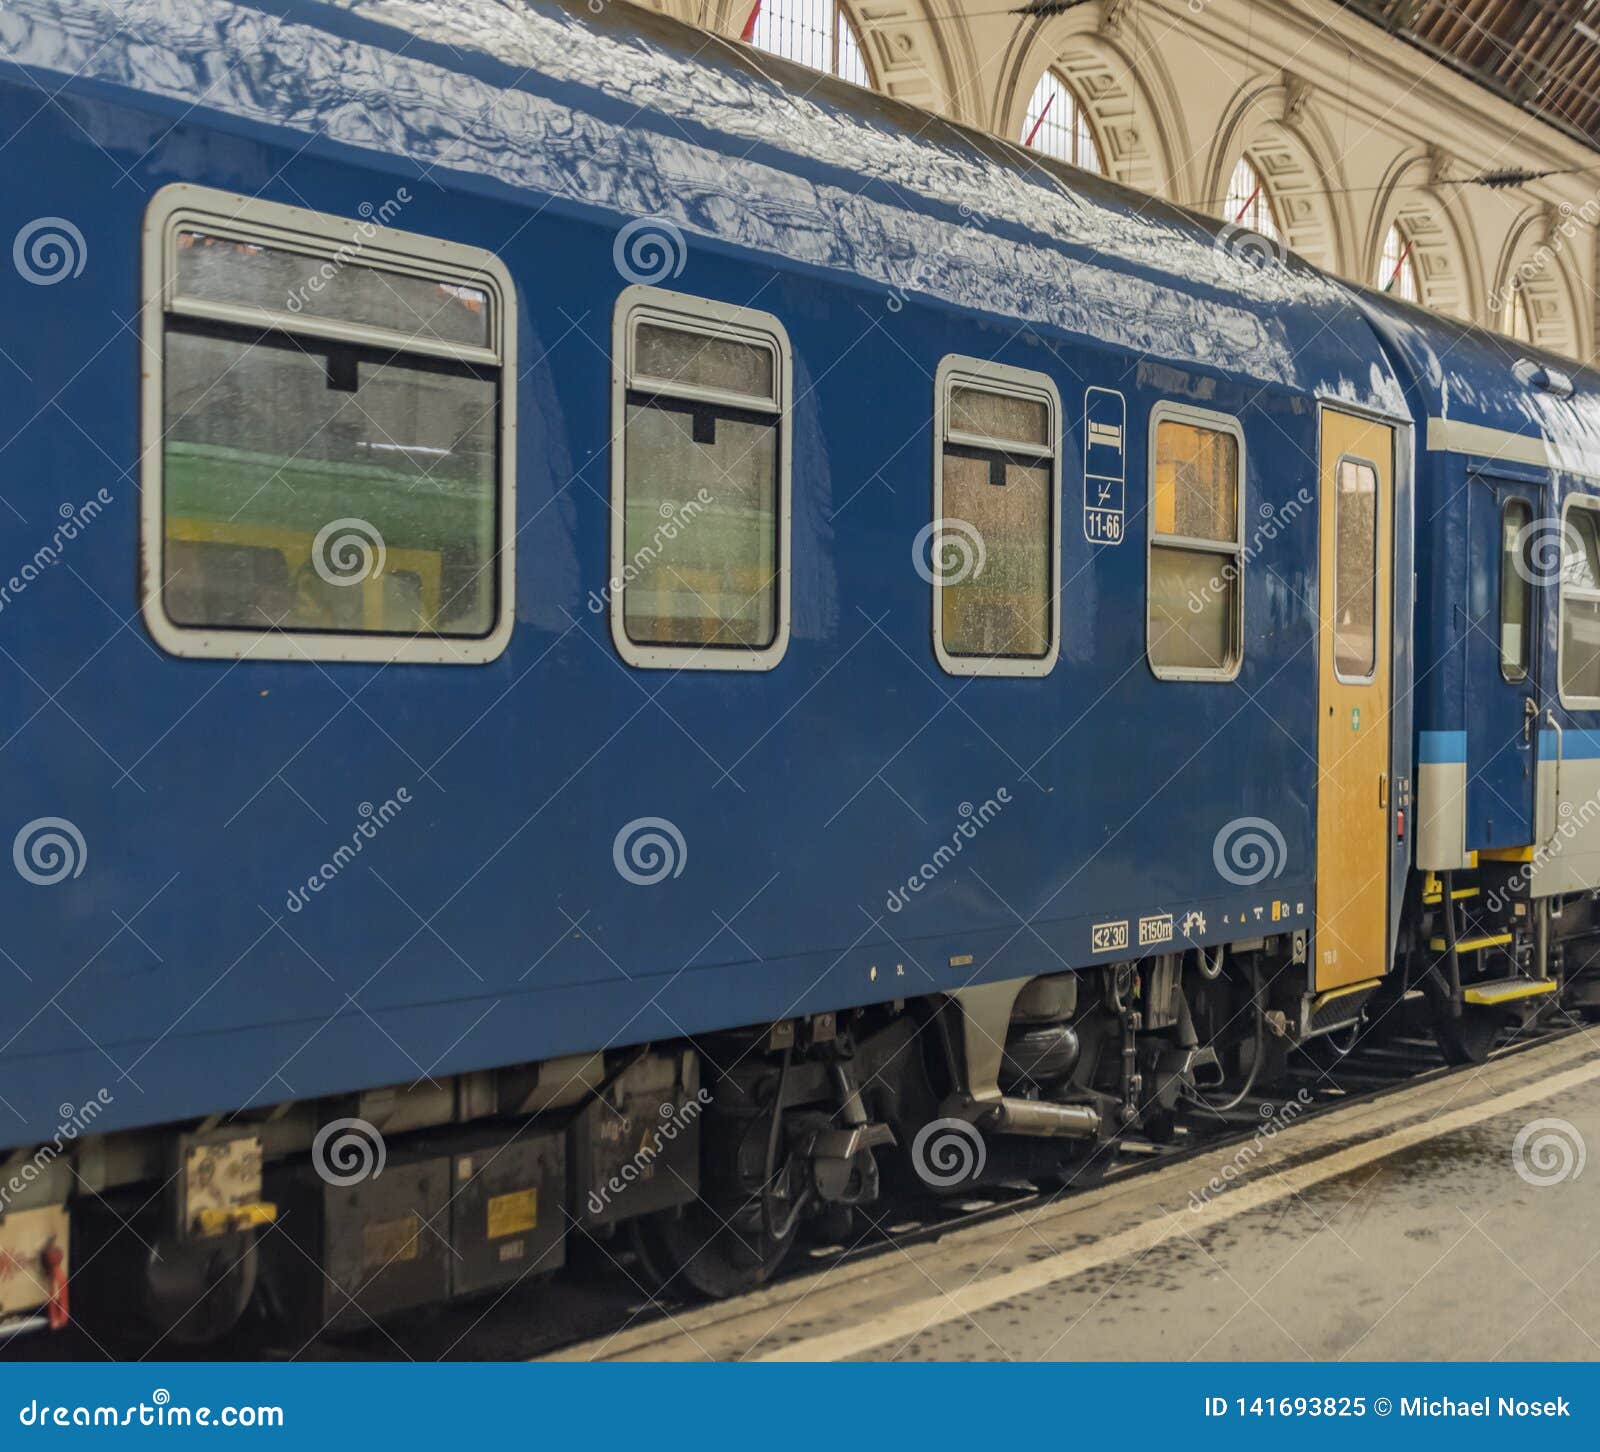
left=946, top=1094, right=1101, bottom=1139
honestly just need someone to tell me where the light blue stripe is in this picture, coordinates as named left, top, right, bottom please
left=1541, top=727, right=1600, bottom=760
left=1418, top=730, right=1466, bottom=764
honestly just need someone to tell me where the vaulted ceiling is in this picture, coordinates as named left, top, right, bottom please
left=1338, top=0, right=1600, bottom=152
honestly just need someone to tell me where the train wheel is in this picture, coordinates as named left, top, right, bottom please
left=73, top=1198, right=259, bottom=1347
left=1433, top=1006, right=1506, bottom=1065
left=142, top=1232, right=260, bottom=1344
left=628, top=1204, right=795, bottom=1301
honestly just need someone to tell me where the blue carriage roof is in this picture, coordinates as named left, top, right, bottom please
left=6, top=0, right=1408, bottom=415
left=1356, top=287, right=1600, bottom=478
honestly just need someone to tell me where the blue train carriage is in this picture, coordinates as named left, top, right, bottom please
left=1361, top=290, right=1600, bottom=1060
left=0, top=0, right=1415, bottom=1339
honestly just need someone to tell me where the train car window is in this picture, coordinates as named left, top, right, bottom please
left=1560, top=500, right=1600, bottom=705
left=610, top=289, right=792, bottom=671
left=175, top=237, right=492, bottom=350
left=1146, top=405, right=1245, bottom=680
left=931, top=358, right=1061, bottom=677
left=1332, top=457, right=1379, bottom=681
left=1500, top=499, right=1533, bottom=683
left=140, top=186, right=516, bottom=665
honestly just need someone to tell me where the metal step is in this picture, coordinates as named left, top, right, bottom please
left=1462, top=977, right=1558, bottom=1006
left=1428, top=932, right=1512, bottom=953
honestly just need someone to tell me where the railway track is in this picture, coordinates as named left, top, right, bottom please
left=6, top=1013, right=1585, bottom=1364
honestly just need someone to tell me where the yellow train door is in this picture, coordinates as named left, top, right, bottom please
left=1315, top=410, right=1395, bottom=991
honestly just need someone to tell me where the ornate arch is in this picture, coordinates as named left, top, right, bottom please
left=690, top=0, right=979, bottom=120
left=1203, top=74, right=1352, bottom=275
left=1490, top=206, right=1588, bottom=359
left=1363, top=149, right=1481, bottom=321
left=995, top=3, right=1184, bottom=197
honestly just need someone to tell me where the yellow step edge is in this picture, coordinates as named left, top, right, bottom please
left=1428, top=932, right=1513, bottom=953
left=1463, top=979, right=1557, bottom=1006
left=1422, top=887, right=1480, bottom=904
left=1311, top=978, right=1382, bottom=1010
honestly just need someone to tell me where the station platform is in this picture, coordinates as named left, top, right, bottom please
left=560, top=1032, right=1600, bottom=1363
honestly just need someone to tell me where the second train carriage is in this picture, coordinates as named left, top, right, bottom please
left=1360, top=289, right=1600, bottom=1056
left=0, top=0, right=1592, bottom=1339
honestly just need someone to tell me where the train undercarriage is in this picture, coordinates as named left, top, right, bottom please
left=3, top=874, right=1597, bottom=1349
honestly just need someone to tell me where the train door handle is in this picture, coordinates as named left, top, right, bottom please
left=1524, top=695, right=1537, bottom=745
left=1378, top=771, right=1388, bottom=809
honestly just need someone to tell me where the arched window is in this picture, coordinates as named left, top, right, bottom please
left=748, top=0, right=871, bottom=88
left=1224, top=157, right=1279, bottom=242
left=1020, top=69, right=1104, bottom=174
left=1504, top=276, right=1535, bottom=344
left=1378, top=223, right=1421, bottom=304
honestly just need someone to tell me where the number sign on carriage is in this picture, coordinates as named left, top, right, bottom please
left=1083, top=386, right=1126, bottom=544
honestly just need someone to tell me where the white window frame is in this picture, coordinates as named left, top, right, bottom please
left=1146, top=401, right=1246, bottom=683
left=140, top=183, right=516, bottom=665
left=609, top=284, right=792, bottom=672
left=1558, top=492, right=1600, bottom=709
left=931, top=355, right=1062, bottom=678
left=1331, top=452, right=1381, bottom=686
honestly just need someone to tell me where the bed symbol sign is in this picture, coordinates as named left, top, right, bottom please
left=1083, top=386, right=1126, bottom=545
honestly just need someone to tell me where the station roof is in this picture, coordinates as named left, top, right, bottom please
left=1339, top=0, right=1600, bottom=153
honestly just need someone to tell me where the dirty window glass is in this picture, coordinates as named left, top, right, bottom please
left=1149, top=416, right=1242, bottom=676
left=1333, top=458, right=1378, bottom=679
left=633, top=323, right=775, bottom=401
left=621, top=401, right=778, bottom=648
left=162, top=331, right=498, bottom=638
left=949, top=386, right=1049, bottom=448
left=1562, top=505, right=1600, bottom=700
left=621, top=315, right=784, bottom=652
left=937, top=373, right=1056, bottom=665
left=1563, top=506, right=1600, bottom=590
left=1500, top=499, right=1532, bottom=682
left=940, top=453, right=1052, bottom=658
left=1153, top=421, right=1239, bottom=544
left=175, top=232, right=490, bottom=349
